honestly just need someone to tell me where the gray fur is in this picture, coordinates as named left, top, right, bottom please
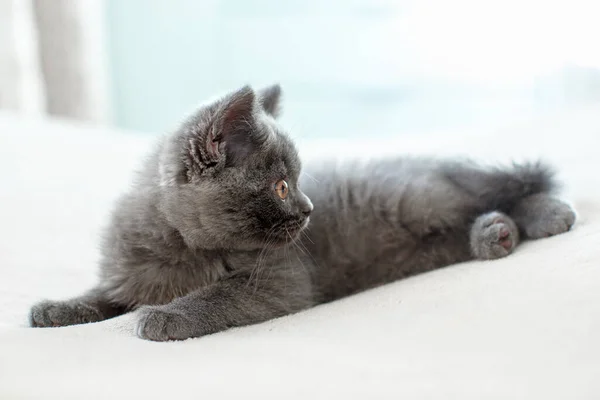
left=29, top=85, right=576, bottom=340
left=511, top=193, right=576, bottom=238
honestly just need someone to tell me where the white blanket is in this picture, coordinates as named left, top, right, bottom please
left=0, top=110, right=599, bottom=399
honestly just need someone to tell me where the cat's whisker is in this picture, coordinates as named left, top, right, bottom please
left=285, top=227, right=299, bottom=279
left=300, top=228, right=315, bottom=245
left=251, top=224, right=283, bottom=293
left=287, top=229, right=313, bottom=282
left=275, top=228, right=293, bottom=285
left=295, top=227, right=321, bottom=273
left=289, top=241, right=308, bottom=276
left=302, top=171, right=321, bottom=184
left=252, top=237, right=273, bottom=286
left=286, top=226, right=313, bottom=282
left=248, top=226, right=277, bottom=290
left=265, top=229, right=284, bottom=284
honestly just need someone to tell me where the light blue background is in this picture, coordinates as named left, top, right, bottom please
left=106, top=0, right=600, bottom=137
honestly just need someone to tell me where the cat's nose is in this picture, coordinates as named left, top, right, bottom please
left=300, top=197, right=313, bottom=217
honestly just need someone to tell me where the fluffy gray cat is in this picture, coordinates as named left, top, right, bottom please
left=29, top=84, right=576, bottom=341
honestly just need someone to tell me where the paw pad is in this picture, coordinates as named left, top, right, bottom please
left=471, top=212, right=519, bottom=260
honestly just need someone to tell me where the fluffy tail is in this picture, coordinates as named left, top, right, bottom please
left=443, top=160, right=558, bottom=212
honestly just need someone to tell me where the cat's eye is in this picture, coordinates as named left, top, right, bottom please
left=274, top=179, right=289, bottom=200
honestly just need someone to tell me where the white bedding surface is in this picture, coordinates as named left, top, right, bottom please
left=0, top=110, right=599, bottom=399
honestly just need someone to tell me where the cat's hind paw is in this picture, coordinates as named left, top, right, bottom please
left=515, top=195, right=576, bottom=239
left=470, top=212, right=520, bottom=260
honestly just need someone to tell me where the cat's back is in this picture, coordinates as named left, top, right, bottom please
left=300, top=156, right=448, bottom=241
left=299, top=157, right=473, bottom=301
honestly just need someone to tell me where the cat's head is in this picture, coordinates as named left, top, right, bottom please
left=158, top=84, right=313, bottom=250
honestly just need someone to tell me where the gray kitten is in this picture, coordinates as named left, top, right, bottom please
left=29, top=85, right=576, bottom=341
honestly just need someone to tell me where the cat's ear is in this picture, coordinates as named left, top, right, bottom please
left=161, top=86, right=259, bottom=185
left=205, top=85, right=258, bottom=166
left=258, top=84, right=282, bottom=118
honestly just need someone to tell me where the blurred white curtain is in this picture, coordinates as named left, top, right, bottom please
left=0, top=0, right=109, bottom=122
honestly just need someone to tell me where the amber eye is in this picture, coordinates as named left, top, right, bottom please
left=274, top=179, right=289, bottom=200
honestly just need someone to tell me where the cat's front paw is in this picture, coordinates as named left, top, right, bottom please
left=136, top=306, right=199, bottom=341
left=29, top=300, right=103, bottom=327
